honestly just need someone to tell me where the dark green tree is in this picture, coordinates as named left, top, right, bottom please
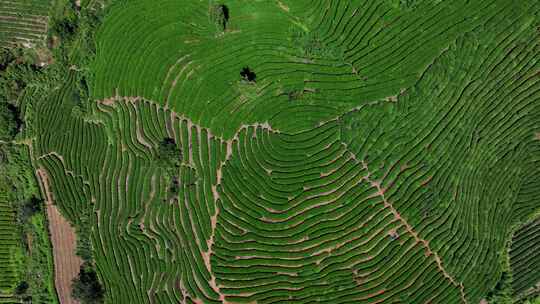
left=209, top=4, right=229, bottom=31
left=0, top=102, right=19, bottom=141
left=72, top=264, right=104, bottom=304
left=50, top=5, right=79, bottom=43
left=485, top=271, right=514, bottom=304
left=14, top=281, right=29, bottom=295
left=53, top=18, right=78, bottom=41
left=0, top=48, right=17, bottom=71
left=156, top=138, right=182, bottom=202
left=240, top=67, right=256, bottom=83
left=157, top=137, right=181, bottom=168
left=18, top=197, right=42, bottom=223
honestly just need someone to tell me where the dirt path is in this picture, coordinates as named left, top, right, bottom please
left=37, top=169, right=82, bottom=304
left=94, top=96, right=284, bottom=303
left=348, top=154, right=468, bottom=303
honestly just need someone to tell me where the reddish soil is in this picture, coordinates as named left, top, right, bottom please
left=98, top=97, right=115, bottom=106
left=37, top=169, right=82, bottom=304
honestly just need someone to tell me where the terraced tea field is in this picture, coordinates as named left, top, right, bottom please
left=511, top=218, right=540, bottom=300
left=0, top=202, right=20, bottom=302
left=25, top=0, right=540, bottom=303
left=0, top=0, right=51, bottom=47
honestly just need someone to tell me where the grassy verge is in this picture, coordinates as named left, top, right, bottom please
left=0, top=143, right=57, bottom=303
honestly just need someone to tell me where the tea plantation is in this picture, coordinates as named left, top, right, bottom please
left=0, top=0, right=51, bottom=47
left=511, top=218, right=540, bottom=300
left=0, top=201, right=19, bottom=301
left=1, top=0, right=539, bottom=303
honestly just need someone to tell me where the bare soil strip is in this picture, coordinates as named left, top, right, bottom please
left=37, top=169, right=82, bottom=304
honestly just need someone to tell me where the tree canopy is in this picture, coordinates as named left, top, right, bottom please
left=240, top=67, right=256, bottom=82
left=157, top=137, right=181, bottom=168
left=209, top=4, right=229, bottom=31
left=17, top=197, right=42, bottom=224
left=72, top=265, right=104, bottom=304
left=0, top=102, right=19, bottom=141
